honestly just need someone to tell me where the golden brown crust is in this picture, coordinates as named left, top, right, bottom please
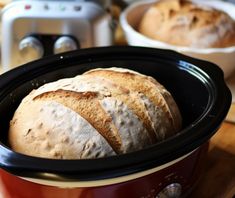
left=34, top=89, right=122, bottom=153
left=86, top=77, right=158, bottom=143
left=139, top=0, right=235, bottom=48
left=9, top=67, right=182, bottom=159
left=84, top=69, right=182, bottom=133
left=9, top=97, right=117, bottom=159
left=147, top=77, right=182, bottom=132
left=0, top=0, right=11, bottom=8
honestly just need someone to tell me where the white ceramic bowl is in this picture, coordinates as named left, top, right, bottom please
left=120, top=0, right=235, bottom=79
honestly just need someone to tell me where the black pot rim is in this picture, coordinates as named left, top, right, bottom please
left=0, top=46, right=231, bottom=181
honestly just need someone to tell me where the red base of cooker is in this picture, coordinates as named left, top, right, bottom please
left=0, top=144, right=208, bottom=198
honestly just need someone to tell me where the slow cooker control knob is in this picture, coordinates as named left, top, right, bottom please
left=19, top=36, right=44, bottom=63
left=53, top=36, right=78, bottom=54
left=156, top=183, right=182, bottom=198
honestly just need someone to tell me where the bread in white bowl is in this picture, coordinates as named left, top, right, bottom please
left=120, top=0, right=235, bottom=78
left=8, top=68, right=182, bottom=159
left=139, top=0, right=235, bottom=48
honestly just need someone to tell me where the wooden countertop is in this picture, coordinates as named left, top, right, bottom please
left=191, top=104, right=235, bottom=198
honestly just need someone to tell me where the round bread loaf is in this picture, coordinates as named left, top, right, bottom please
left=9, top=68, right=182, bottom=159
left=138, top=0, right=235, bottom=48
left=0, top=0, right=11, bottom=8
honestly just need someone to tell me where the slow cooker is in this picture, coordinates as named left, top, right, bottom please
left=0, top=46, right=231, bottom=198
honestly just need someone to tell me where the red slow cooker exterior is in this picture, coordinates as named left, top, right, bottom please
left=0, top=144, right=208, bottom=198
left=0, top=47, right=231, bottom=198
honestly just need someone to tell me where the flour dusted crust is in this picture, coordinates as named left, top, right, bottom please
left=9, top=67, right=182, bottom=159
left=139, top=0, right=235, bottom=48
left=9, top=100, right=115, bottom=159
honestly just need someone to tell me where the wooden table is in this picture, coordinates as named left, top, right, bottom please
left=191, top=104, right=235, bottom=198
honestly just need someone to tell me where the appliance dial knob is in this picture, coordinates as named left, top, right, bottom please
left=156, top=183, right=182, bottom=198
left=53, top=36, right=78, bottom=54
left=19, top=36, right=44, bottom=63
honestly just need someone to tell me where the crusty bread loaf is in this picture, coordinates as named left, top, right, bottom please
left=139, top=0, right=235, bottom=48
left=9, top=67, right=182, bottom=159
left=0, top=0, right=11, bottom=8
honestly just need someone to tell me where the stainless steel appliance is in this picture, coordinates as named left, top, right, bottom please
left=1, top=0, right=114, bottom=71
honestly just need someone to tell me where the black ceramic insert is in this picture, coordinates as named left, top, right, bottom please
left=0, top=46, right=231, bottom=181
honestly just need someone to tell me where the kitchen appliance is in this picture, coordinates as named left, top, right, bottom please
left=0, top=46, right=231, bottom=198
left=1, top=0, right=114, bottom=72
